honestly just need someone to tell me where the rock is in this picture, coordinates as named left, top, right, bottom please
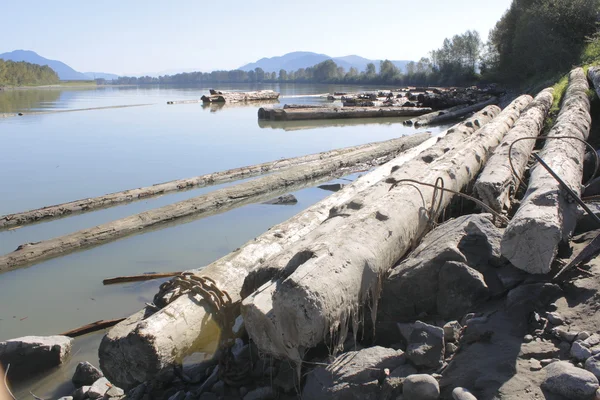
left=542, top=361, right=599, bottom=399
left=243, top=387, right=275, bottom=400
left=541, top=359, right=559, bottom=367
left=529, top=359, right=543, bottom=371
left=199, top=393, right=218, bottom=400
left=73, top=386, right=91, bottom=400
left=505, top=283, right=562, bottom=313
left=452, top=387, right=478, bottom=400
left=261, top=194, right=298, bottom=205
left=390, top=364, right=418, bottom=379
left=461, top=313, right=476, bottom=326
left=586, top=334, right=600, bottom=348
left=211, top=381, right=225, bottom=396
left=403, top=374, right=440, bottom=400
left=519, top=340, right=559, bottom=359
left=493, top=265, right=527, bottom=292
left=572, top=341, right=593, bottom=361
left=443, top=321, right=462, bottom=343
left=168, top=391, right=185, bottom=400
left=445, top=343, right=459, bottom=358
left=58, top=397, right=74, bottom=400
left=274, top=362, right=298, bottom=393
left=553, top=327, right=578, bottom=342
left=586, top=354, right=600, bottom=379
left=125, top=383, right=147, bottom=400
left=579, top=332, right=592, bottom=341
left=73, top=361, right=104, bottom=388
left=0, top=335, right=73, bottom=379
left=437, top=261, right=489, bottom=319
left=546, top=312, right=565, bottom=325
left=318, top=183, right=345, bottom=192
left=406, top=321, right=445, bottom=368
left=303, top=346, right=406, bottom=400
left=104, top=385, right=125, bottom=399
left=524, top=334, right=534, bottom=343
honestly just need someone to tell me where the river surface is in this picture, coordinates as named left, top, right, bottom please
left=0, top=83, right=443, bottom=397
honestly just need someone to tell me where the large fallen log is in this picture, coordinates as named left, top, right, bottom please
left=241, top=98, right=529, bottom=364
left=0, top=134, right=429, bottom=273
left=1, top=138, right=418, bottom=230
left=201, top=90, right=279, bottom=103
left=98, top=129, right=464, bottom=389
left=404, top=97, right=497, bottom=127
left=257, top=106, right=432, bottom=121
left=473, top=88, right=554, bottom=213
left=501, top=68, right=592, bottom=274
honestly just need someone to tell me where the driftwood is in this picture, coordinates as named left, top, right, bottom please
left=103, top=272, right=183, bottom=285
left=501, top=68, right=592, bottom=274
left=257, top=106, right=432, bottom=121
left=99, top=132, right=451, bottom=389
left=0, top=134, right=430, bottom=273
left=0, top=104, right=153, bottom=118
left=474, top=88, right=554, bottom=213
left=201, top=90, right=279, bottom=104
left=240, top=99, right=529, bottom=364
left=61, top=318, right=126, bottom=338
left=403, top=104, right=470, bottom=126
left=0, top=139, right=411, bottom=230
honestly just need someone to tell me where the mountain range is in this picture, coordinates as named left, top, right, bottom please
left=239, top=52, right=412, bottom=74
left=0, top=50, right=94, bottom=80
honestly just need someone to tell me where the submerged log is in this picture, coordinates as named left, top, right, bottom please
left=201, top=90, right=279, bottom=104
left=405, top=97, right=497, bottom=127
left=0, top=134, right=430, bottom=273
left=257, top=106, right=432, bottom=121
left=501, top=68, right=592, bottom=274
left=474, top=88, right=554, bottom=213
left=1, top=139, right=410, bottom=230
left=99, top=133, right=451, bottom=389
left=240, top=99, right=529, bottom=364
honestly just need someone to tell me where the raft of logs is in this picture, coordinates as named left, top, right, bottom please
left=257, top=106, right=433, bottom=121
left=201, top=89, right=280, bottom=104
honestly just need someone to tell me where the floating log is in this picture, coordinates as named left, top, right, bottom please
left=201, top=90, right=279, bottom=104
left=0, top=134, right=430, bottom=273
left=99, top=132, right=450, bottom=389
left=403, top=104, right=470, bottom=126
left=257, top=106, right=432, bottom=121
left=0, top=104, right=153, bottom=118
left=240, top=99, right=529, bottom=364
left=404, top=97, right=497, bottom=127
left=103, top=272, right=184, bottom=285
left=61, top=318, right=126, bottom=338
left=0, top=139, right=410, bottom=230
left=474, top=88, right=554, bottom=213
left=501, top=68, right=592, bottom=274
left=167, top=99, right=203, bottom=105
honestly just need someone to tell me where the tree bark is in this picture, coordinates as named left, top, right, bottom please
left=0, top=134, right=430, bottom=273
left=201, top=90, right=279, bottom=103
left=240, top=99, right=529, bottom=364
left=501, top=68, right=592, bottom=274
left=257, top=106, right=432, bottom=121
left=1, top=138, right=422, bottom=230
left=474, top=89, right=553, bottom=213
left=404, top=97, right=497, bottom=127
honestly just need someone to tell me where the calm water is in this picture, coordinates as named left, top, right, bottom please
left=0, top=83, right=441, bottom=397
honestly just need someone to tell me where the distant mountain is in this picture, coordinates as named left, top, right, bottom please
left=0, top=50, right=92, bottom=80
left=239, top=51, right=412, bottom=74
left=84, top=72, right=120, bottom=80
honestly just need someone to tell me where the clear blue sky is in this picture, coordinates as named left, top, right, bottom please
left=1, top=0, right=512, bottom=75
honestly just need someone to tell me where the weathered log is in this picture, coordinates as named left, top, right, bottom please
left=1, top=138, right=411, bottom=230
left=0, top=134, right=430, bottom=273
left=103, top=272, right=183, bottom=285
left=257, top=106, right=432, bottom=121
left=201, top=90, right=279, bottom=103
left=474, top=88, right=554, bottom=213
left=403, top=104, right=470, bottom=126
left=588, top=67, right=600, bottom=99
left=501, top=68, right=592, bottom=274
left=99, top=132, right=454, bottom=389
left=405, top=97, right=497, bottom=127
left=61, top=318, right=126, bottom=338
left=240, top=99, right=529, bottom=364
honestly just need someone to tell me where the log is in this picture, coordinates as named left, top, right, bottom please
left=588, top=66, right=600, bottom=99
left=403, top=104, right=470, bottom=126
left=240, top=98, right=529, bottom=364
left=167, top=99, right=202, bottom=105
left=201, top=90, right=279, bottom=103
left=99, top=131, right=457, bottom=389
left=474, top=88, right=554, bottom=213
left=404, top=97, right=497, bottom=127
left=257, top=106, right=433, bottom=121
left=103, top=272, right=183, bottom=285
left=0, top=134, right=430, bottom=273
left=501, top=68, right=592, bottom=274
left=61, top=318, right=126, bottom=338
left=1, top=138, right=413, bottom=230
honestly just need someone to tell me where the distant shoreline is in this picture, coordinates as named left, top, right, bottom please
left=0, top=83, right=137, bottom=91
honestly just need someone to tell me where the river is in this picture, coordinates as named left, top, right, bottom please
left=0, top=83, right=444, bottom=397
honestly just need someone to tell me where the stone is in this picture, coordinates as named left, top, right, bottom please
left=303, top=346, right=406, bottom=400
left=274, top=362, right=298, bottom=393
left=0, top=335, right=73, bottom=378
left=437, top=261, right=489, bottom=319
left=586, top=354, right=600, bottom=379
left=529, top=359, right=543, bottom=371
left=519, top=340, right=559, bottom=359
left=452, top=387, right=478, bottom=400
left=493, top=265, right=527, bottom=292
left=125, top=383, right=147, bottom=400
left=542, top=361, right=599, bottom=399
left=390, top=364, right=418, bottom=379
left=73, top=386, right=91, bottom=400
left=546, top=312, right=565, bottom=325
left=58, top=397, right=74, bottom=400
left=585, top=334, right=600, bottom=348
left=87, top=378, right=112, bottom=399
left=443, top=321, right=462, bottom=343
left=552, top=327, right=578, bottom=342
left=211, top=381, right=225, bottom=396
left=572, top=341, right=593, bottom=361
left=524, top=335, right=534, bottom=343
left=461, top=313, right=476, bottom=326
left=168, top=391, right=185, bottom=400
left=505, top=283, right=562, bottom=313
left=73, top=361, right=104, bottom=388
left=541, top=359, right=559, bottom=367
left=104, top=385, right=125, bottom=399
left=403, top=374, right=440, bottom=400
left=199, top=393, right=218, bottom=400
left=579, top=332, right=592, bottom=341
left=445, top=343, right=459, bottom=358
left=406, top=321, right=445, bottom=368
left=261, top=194, right=298, bottom=205
left=243, top=387, right=275, bottom=400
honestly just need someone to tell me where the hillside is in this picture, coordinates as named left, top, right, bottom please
left=0, top=59, right=60, bottom=86
left=0, top=50, right=92, bottom=81
left=239, top=51, right=411, bottom=73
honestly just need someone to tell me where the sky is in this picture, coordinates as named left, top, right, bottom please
left=1, top=0, right=513, bottom=76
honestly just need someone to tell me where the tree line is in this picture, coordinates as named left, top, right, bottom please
left=0, top=59, right=60, bottom=86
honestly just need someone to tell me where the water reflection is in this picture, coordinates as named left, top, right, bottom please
left=0, top=89, right=62, bottom=113
left=200, top=99, right=279, bottom=113
left=257, top=116, right=413, bottom=131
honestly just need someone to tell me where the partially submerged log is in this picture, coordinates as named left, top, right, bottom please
left=240, top=99, right=529, bottom=364
left=61, top=318, right=126, bottom=338
left=1, top=139, right=411, bottom=230
left=404, top=97, right=497, bottom=127
left=0, top=134, right=430, bottom=273
left=501, top=68, right=592, bottom=274
left=257, top=106, right=432, bottom=121
left=99, top=132, right=453, bottom=389
left=474, top=88, right=553, bottom=213
left=201, top=90, right=279, bottom=104
left=103, top=272, right=183, bottom=285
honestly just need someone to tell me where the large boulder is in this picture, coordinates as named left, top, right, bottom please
left=0, top=335, right=72, bottom=379
left=72, top=361, right=104, bottom=388
left=541, top=361, right=599, bottom=399
left=403, top=374, right=440, bottom=400
left=302, top=346, right=406, bottom=400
